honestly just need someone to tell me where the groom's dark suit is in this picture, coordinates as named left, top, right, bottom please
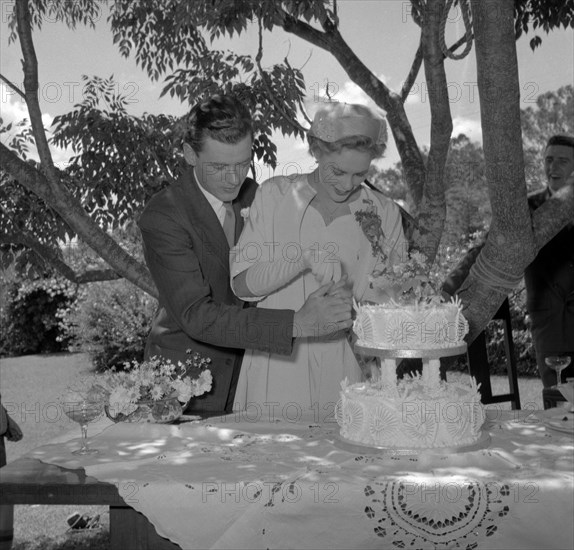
left=138, top=167, right=294, bottom=414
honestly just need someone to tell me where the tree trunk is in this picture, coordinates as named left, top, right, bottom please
left=8, top=0, right=157, bottom=297
left=413, top=0, right=452, bottom=261
left=0, top=143, right=157, bottom=297
left=459, top=0, right=537, bottom=342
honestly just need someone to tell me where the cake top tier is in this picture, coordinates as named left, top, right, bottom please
left=353, top=297, right=469, bottom=351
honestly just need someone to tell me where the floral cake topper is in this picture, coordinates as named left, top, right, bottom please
left=355, top=199, right=439, bottom=304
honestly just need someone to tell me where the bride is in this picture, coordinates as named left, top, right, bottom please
left=230, top=102, right=407, bottom=418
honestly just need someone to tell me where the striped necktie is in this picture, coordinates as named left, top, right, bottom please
left=222, top=202, right=235, bottom=247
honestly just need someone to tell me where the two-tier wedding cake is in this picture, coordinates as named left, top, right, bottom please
left=337, top=298, right=485, bottom=450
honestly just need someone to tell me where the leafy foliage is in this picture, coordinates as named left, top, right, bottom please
left=2, top=1, right=572, bottom=283
left=448, top=286, right=538, bottom=378
left=0, top=276, right=77, bottom=357
left=443, top=134, right=490, bottom=246
left=1, top=0, right=572, bottom=367
left=6, top=0, right=103, bottom=43
left=50, top=75, right=181, bottom=226
left=514, top=0, right=574, bottom=50
left=371, top=133, right=491, bottom=249
left=60, top=279, right=157, bottom=371
left=0, top=168, right=72, bottom=277
left=108, top=0, right=310, bottom=164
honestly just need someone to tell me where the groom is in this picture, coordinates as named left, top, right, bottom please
left=138, top=94, right=353, bottom=414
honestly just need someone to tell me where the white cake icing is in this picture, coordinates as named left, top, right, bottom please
left=336, top=375, right=485, bottom=449
left=353, top=298, right=469, bottom=350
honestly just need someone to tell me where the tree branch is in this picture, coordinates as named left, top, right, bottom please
left=15, top=0, right=58, bottom=180
left=413, top=0, right=453, bottom=261
left=400, top=32, right=475, bottom=103
left=401, top=38, right=423, bottom=103
left=0, top=72, right=25, bottom=99
left=8, top=1, right=158, bottom=298
left=256, top=14, right=308, bottom=134
left=0, top=142, right=158, bottom=297
left=0, top=231, right=121, bottom=283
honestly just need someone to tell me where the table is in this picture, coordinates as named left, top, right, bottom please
left=1, top=409, right=573, bottom=550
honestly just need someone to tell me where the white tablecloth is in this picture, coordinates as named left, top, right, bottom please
left=28, top=409, right=574, bottom=550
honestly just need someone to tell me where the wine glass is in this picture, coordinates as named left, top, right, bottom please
left=60, top=388, right=104, bottom=455
left=545, top=355, right=572, bottom=387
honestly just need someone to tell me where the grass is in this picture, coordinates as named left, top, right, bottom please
left=0, top=352, right=551, bottom=550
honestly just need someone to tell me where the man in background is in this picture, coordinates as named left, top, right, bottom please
left=525, top=134, right=574, bottom=387
left=442, top=134, right=574, bottom=389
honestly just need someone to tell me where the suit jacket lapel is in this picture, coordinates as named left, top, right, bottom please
left=178, top=167, right=231, bottom=272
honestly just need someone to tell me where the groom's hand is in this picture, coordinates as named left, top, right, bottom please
left=293, top=279, right=353, bottom=338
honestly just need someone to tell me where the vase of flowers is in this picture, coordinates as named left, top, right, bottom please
left=101, top=350, right=212, bottom=424
left=110, top=395, right=184, bottom=424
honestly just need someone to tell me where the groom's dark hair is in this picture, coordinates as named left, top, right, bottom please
left=184, top=94, right=253, bottom=152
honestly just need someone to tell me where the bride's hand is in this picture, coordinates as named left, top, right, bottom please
left=302, top=248, right=342, bottom=285
left=327, top=275, right=351, bottom=301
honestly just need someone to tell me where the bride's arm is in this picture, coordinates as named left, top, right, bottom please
left=233, top=248, right=341, bottom=298
left=231, top=180, right=341, bottom=299
left=233, top=258, right=306, bottom=298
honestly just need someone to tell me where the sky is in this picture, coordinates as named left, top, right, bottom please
left=1, top=0, right=573, bottom=174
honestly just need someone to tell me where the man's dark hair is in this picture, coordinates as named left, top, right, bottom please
left=184, top=94, right=253, bottom=152
left=546, top=134, right=574, bottom=149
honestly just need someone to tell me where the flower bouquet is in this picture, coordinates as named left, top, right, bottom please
left=101, top=349, right=212, bottom=423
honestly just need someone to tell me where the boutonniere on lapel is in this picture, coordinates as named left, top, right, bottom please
left=240, top=207, right=250, bottom=220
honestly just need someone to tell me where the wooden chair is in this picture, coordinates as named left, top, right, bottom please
left=467, top=298, right=521, bottom=410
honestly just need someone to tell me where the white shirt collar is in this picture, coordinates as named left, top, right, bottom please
left=193, top=168, right=227, bottom=225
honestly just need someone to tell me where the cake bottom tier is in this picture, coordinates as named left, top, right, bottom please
left=336, top=381, right=485, bottom=449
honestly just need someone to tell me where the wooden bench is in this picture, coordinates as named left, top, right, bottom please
left=0, top=457, right=180, bottom=550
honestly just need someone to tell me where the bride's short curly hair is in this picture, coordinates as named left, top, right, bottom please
left=184, top=94, right=253, bottom=152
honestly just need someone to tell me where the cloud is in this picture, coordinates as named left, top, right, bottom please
left=405, top=90, right=421, bottom=105
left=1, top=83, right=74, bottom=167
left=303, top=74, right=389, bottom=119
left=1, top=85, right=29, bottom=123
left=333, top=80, right=370, bottom=105
left=452, top=117, right=482, bottom=143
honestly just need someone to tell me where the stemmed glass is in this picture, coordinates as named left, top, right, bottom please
left=545, top=355, right=572, bottom=387
left=60, top=387, right=104, bottom=455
